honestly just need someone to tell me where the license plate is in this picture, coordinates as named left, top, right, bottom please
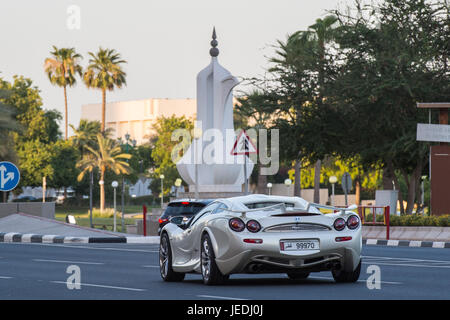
left=280, top=239, right=319, bottom=251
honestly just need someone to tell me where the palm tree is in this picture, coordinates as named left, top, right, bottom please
left=44, top=46, right=83, bottom=140
left=269, top=31, right=315, bottom=198
left=77, top=134, right=131, bottom=212
left=307, top=16, right=338, bottom=204
left=83, top=48, right=127, bottom=133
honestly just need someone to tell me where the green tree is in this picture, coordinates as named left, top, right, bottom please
left=0, top=89, right=18, bottom=161
left=326, top=0, right=450, bottom=213
left=44, top=46, right=83, bottom=140
left=48, top=140, right=79, bottom=192
left=264, top=31, right=318, bottom=197
left=77, top=134, right=131, bottom=212
left=0, top=76, right=62, bottom=192
left=305, top=15, right=338, bottom=203
left=149, top=115, right=193, bottom=197
left=83, top=48, right=127, bottom=133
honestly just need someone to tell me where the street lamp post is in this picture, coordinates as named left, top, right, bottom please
left=329, top=175, right=337, bottom=206
left=119, top=133, right=135, bottom=233
left=160, top=174, right=165, bottom=208
left=267, top=182, right=273, bottom=195
left=112, top=181, right=119, bottom=232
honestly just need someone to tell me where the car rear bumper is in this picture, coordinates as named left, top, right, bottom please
left=214, top=229, right=362, bottom=275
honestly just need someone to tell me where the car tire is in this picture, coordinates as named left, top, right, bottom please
left=287, top=271, right=310, bottom=280
left=201, top=233, right=228, bottom=285
left=159, top=233, right=185, bottom=282
left=332, top=259, right=361, bottom=283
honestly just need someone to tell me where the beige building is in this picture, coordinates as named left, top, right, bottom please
left=81, top=98, right=197, bottom=145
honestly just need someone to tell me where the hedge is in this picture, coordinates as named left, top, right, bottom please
left=362, top=214, right=450, bottom=227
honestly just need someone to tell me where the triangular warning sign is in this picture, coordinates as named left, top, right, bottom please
left=230, top=130, right=258, bottom=155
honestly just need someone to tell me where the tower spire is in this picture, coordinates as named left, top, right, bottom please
left=210, top=27, right=219, bottom=57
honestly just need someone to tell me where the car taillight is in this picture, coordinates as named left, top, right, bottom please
left=347, top=215, right=360, bottom=230
left=243, top=239, right=263, bottom=244
left=335, top=236, right=352, bottom=242
left=334, top=218, right=346, bottom=231
left=246, top=220, right=261, bottom=233
left=159, top=218, right=168, bottom=224
left=229, top=218, right=245, bottom=232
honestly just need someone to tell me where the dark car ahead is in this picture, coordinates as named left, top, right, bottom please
left=158, top=199, right=212, bottom=235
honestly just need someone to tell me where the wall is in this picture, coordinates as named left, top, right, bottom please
left=0, top=202, right=55, bottom=219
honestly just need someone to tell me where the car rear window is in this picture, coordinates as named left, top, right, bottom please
left=162, top=202, right=206, bottom=217
left=244, top=202, right=295, bottom=209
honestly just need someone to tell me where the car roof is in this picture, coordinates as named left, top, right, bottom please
left=168, top=199, right=214, bottom=205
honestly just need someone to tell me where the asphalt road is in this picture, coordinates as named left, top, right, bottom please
left=0, top=242, right=449, bottom=300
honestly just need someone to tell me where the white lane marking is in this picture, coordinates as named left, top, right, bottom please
left=33, top=259, right=104, bottom=265
left=362, top=261, right=450, bottom=269
left=362, top=255, right=450, bottom=264
left=0, top=276, right=12, bottom=279
left=3, top=242, right=158, bottom=253
left=51, top=281, right=146, bottom=292
left=197, top=295, right=248, bottom=300
left=309, top=276, right=402, bottom=285
left=142, top=265, right=159, bottom=268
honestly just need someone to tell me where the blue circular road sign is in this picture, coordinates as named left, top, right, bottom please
left=0, top=161, right=20, bottom=192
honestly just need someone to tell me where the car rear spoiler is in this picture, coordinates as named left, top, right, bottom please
left=222, top=202, right=288, bottom=218
left=306, top=203, right=358, bottom=215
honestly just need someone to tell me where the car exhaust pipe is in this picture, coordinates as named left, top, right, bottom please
left=248, top=264, right=263, bottom=273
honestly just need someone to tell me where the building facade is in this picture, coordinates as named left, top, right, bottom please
left=81, top=98, right=197, bottom=145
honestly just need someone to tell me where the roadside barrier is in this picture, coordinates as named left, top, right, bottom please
left=358, top=206, right=390, bottom=240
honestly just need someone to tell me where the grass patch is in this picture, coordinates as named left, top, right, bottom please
left=55, top=205, right=150, bottom=216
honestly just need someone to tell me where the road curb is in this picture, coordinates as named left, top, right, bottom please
left=0, top=232, right=159, bottom=244
left=363, top=239, right=450, bottom=248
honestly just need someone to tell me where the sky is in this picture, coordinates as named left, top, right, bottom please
left=0, top=0, right=349, bottom=136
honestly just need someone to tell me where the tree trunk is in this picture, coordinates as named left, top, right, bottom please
left=387, top=161, right=404, bottom=215
left=403, top=161, right=424, bottom=215
left=257, top=165, right=268, bottom=194
left=382, top=165, right=394, bottom=190
left=101, top=89, right=106, bottom=133
left=294, top=155, right=301, bottom=197
left=313, top=159, right=321, bottom=203
left=100, top=168, right=105, bottom=213
left=42, top=176, right=46, bottom=203
left=64, top=85, right=68, bottom=140
left=355, top=178, right=361, bottom=206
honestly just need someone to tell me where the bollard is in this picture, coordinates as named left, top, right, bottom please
left=143, top=205, right=147, bottom=237
left=385, top=205, right=390, bottom=240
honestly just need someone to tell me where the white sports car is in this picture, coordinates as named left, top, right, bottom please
left=159, top=194, right=362, bottom=285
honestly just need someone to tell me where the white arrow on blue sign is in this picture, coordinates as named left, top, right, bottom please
left=0, top=161, right=20, bottom=192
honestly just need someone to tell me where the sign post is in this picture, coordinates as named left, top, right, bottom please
left=341, top=172, right=352, bottom=206
left=231, top=130, right=257, bottom=195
